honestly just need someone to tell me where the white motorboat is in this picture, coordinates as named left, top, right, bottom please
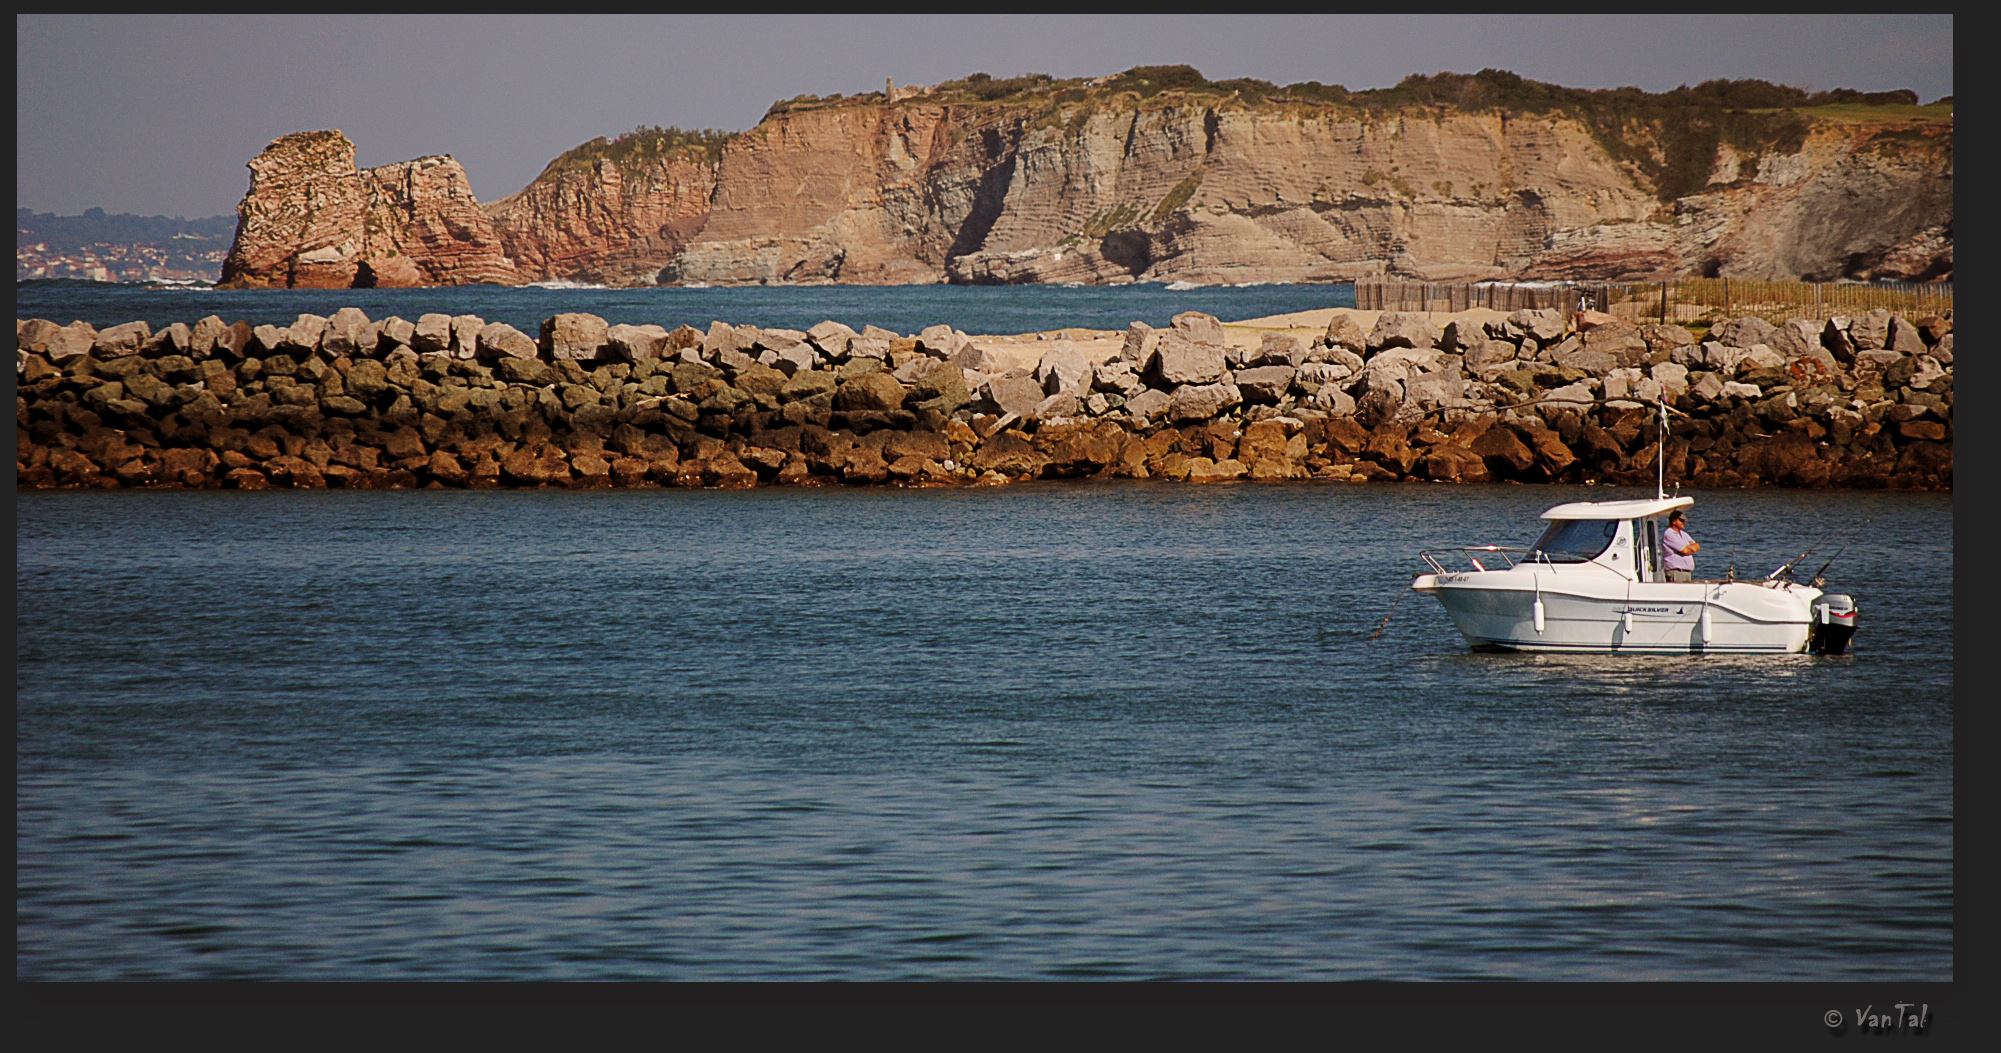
left=1410, top=494, right=1859, bottom=654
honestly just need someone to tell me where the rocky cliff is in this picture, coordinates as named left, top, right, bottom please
left=218, top=131, right=518, bottom=289
left=483, top=130, right=722, bottom=285
left=219, top=72, right=1953, bottom=288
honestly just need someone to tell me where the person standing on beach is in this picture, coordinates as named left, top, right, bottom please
left=1663, top=510, right=1699, bottom=582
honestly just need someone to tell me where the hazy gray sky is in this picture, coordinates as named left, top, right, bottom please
left=17, top=14, right=1953, bottom=219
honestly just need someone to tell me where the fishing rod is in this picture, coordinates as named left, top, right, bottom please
left=1768, top=517, right=1869, bottom=582
left=1807, top=518, right=1872, bottom=587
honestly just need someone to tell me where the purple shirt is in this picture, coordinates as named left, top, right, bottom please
left=1663, top=527, right=1696, bottom=571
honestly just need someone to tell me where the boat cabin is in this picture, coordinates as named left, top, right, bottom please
left=1524, top=496, right=1696, bottom=583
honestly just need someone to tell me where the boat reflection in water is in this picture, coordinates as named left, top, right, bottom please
left=1410, top=496, right=1858, bottom=655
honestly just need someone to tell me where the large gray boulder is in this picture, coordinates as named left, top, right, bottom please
left=607, top=323, right=670, bottom=361
left=1887, top=315, right=1927, bottom=354
left=1295, top=361, right=1354, bottom=388
left=1235, top=364, right=1296, bottom=403
left=450, top=315, right=485, bottom=359
left=1035, top=344, right=1092, bottom=395
left=1734, top=344, right=1786, bottom=374
left=45, top=322, right=99, bottom=362
left=851, top=325, right=897, bottom=359
left=1169, top=382, right=1241, bottom=422
left=917, top=324, right=967, bottom=359
left=1849, top=309, right=1891, bottom=351
left=1582, top=323, right=1647, bottom=367
left=413, top=313, right=453, bottom=354
left=1323, top=314, right=1368, bottom=353
left=542, top=313, right=610, bottom=360
left=1555, top=345, right=1620, bottom=376
left=1404, top=370, right=1466, bottom=405
left=1149, top=332, right=1227, bottom=386
left=1092, top=360, right=1147, bottom=398
left=1461, top=337, right=1516, bottom=379
left=1506, top=308, right=1565, bottom=344
left=478, top=322, right=538, bottom=360
left=1171, top=311, right=1226, bottom=346
left=950, top=342, right=1010, bottom=373
left=189, top=316, right=228, bottom=358
left=909, top=361, right=971, bottom=412
left=982, top=374, right=1047, bottom=418
left=1124, top=388, right=1171, bottom=422
left=94, top=321, right=152, bottom=359
left=1821, top=318, right=1856, bottom=361
left=806, top=320, right=857, bottom=358
left=1649, top=362, right=1690, bottom=397
left=757, top=328, right=808, bottom=354
left=1121, top=321, right=1162, bottom=369
left=1769, top=318, right=1820, bottom=359
left=1256, top=331, right=1310, bottom=367
left=323, top=308, right=376, bottom=357
left=1438, top=318, right=1482, bottom=353
left=1715, top=316, right=1776, bottom=348
left=377, top=316, right=416, bottom=352
left=281, top=314, right=327, bottom=355
left=1369, top=311, right=1439, bottom=351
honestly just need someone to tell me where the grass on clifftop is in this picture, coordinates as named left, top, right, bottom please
left=541, top=126, right=732, bottom=178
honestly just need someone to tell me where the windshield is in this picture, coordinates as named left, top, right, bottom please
left=1527, top=519, right=1619, bottom=564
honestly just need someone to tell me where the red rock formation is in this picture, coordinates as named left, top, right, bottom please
left=218, top=131, right=517, bottom=289
left=483, top=134, right=718, bottom=285
left=218, top=82, right=1952, bottom=289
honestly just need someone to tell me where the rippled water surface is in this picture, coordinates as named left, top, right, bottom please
left=14, top=280, right=1354, bottom=336
left=17, top=484, right=1952, bottom=979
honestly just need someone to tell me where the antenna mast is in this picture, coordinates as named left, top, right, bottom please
left=1656, top=397, right=1668, bottom=500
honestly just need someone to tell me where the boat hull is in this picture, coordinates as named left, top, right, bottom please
left=1413, top=573, right=1816, bottom=654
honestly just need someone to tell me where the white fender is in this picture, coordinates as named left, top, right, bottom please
left=1533, top=597, right=1546, bottom=633
left=1699, top=607, right=1713, bottom=644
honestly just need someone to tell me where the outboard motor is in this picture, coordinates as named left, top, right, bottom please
left=1808, top=594, right=1858, bottom=655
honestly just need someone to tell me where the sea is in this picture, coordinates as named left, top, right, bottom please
left=14, top=283, right=1955, bottom=981
left=13, top=279, right=1356, bottom=336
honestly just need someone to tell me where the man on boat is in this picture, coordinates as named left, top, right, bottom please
left=1663, top=510, right=1700, bottom=582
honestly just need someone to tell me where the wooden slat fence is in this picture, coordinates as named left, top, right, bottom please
left=1355, top=279, right=1952, bottom=326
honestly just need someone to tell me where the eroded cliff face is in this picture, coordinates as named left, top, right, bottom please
left=1673, top=122, right=1953, bottom=281
left=221, top=99, right=1951, bottom=289
left=484, top=149, right=716, bottom=285
left=664, top=98, right=1948, bottom=286
left=664, top=105, right=1027, bottom=286
left=218, top=131, right=518, bottom=289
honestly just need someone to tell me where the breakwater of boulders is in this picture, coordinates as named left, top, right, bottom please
left=14, top=304, right=1951, bottom=491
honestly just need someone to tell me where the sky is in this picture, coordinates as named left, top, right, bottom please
left=17, top=14, right=1954, bottom=220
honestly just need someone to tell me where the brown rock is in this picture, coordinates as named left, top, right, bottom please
left=1420, top=446, right=1491, bottom=483
left=219, top=131, right=517, bottom=289
left=833, top=371, right=908, bottom=413
left=1897, top=420, right=1947, bottom=442
left=1471, top=422, right=1536, bottom=477
left=428, top=450, right=469, bottom=485
left=1186, top=457, right=1247, bottom=483
left=968, top=432, right=1047, bottom=477
left=1039, top=421, right=1125, bottom=477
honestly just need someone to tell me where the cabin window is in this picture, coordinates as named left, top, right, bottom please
left=1526, top=519, right=1619, bottom=564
